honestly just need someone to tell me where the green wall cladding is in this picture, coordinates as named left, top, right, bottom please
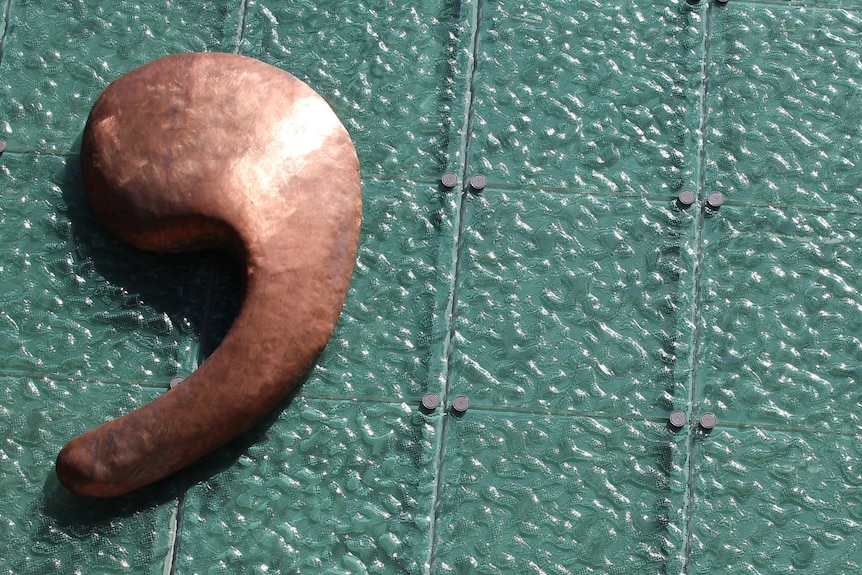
left=2, top=0, right=862, bottom=573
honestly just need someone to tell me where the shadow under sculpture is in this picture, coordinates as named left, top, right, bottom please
left=56, top=52, right=362, bottom=497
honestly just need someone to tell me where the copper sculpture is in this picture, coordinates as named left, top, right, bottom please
left=56, top=53, right=362, bottom=497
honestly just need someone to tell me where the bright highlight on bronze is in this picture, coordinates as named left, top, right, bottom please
left=56, top=52, right=362, bottom=497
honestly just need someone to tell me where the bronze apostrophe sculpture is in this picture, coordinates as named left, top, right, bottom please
left=56, top=53, right=362, bottom=497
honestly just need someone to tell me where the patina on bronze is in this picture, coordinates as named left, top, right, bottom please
left=56, top=53, right=362, bottom=497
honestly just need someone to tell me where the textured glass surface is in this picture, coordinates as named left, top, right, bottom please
left=690, top=427, right=862, bottom=574
left=0, top=375, right=176, bottom=575
left=0, top=0, right=242, bottom=152
left=468, top=0, right=706, bottom=194
left=175, top=397, right=441, bottom=575
left=706, top=4, right=862, bottom=209
left=437, top=412, right=687, bottom=574
left=699, top=205, right=862, bottom=431
left=0, top=153, right=205, bottom=383
left=305, top=178, right=459, bottom=401
left=2, top=0, right=862, bottom=573
left=451, top=189, right=697, bottom=415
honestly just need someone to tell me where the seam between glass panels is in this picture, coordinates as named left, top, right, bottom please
left=0, top=0, right=11, bottom=66
left=236, top=0, right=249, bottom=53
left=681, top=1, right=715, bottom=572
left=429, top=0, right=484, bottom=572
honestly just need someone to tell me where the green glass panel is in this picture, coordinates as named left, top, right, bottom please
left=174, top=397, right=442, bottom=575
left=0, top=152, right=205, bottom=383
left=451, top=189, right=697, bottom=416
left=467, top=0, right=705, bottom=194
left=0, top=0, right=243, bottom=153
left=303, top=178, right=459, bottom=401
left=699, top=205, right=862, bottom=431
left=706, top=4, right=862, bottom=208
left=0, top=374, right=176, bottom=574
left=690, top=426, right=862, bottom=573
left=241, top=0, right=472, bottom=179
left=436, top=412, right=687, bottom=574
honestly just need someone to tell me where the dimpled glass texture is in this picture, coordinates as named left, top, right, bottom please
left=2, top=0, right=862, bottom=574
